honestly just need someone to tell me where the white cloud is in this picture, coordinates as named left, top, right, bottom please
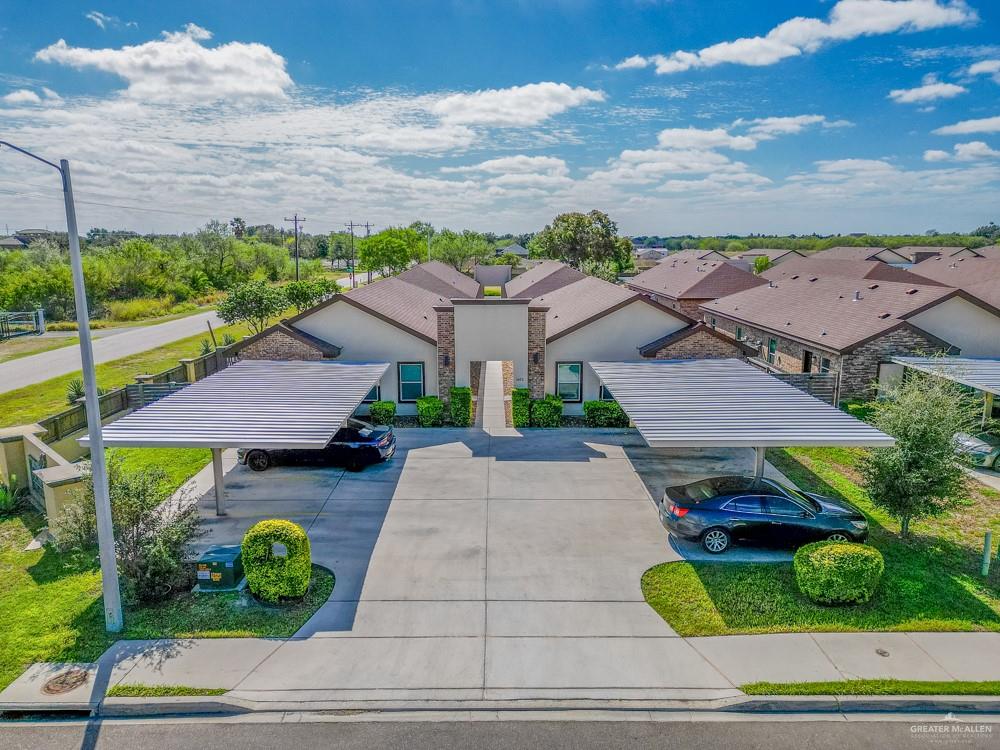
left=968, top=59, right=1000, bottom=84
left=740, top=114, right=852, bottom=139
left=928, top=141, right=1000, bottom=161
left=657, top=127, right=756, bottom=150
left=85, top=11, right=135, bottom=30
left=442, top=155, right=569, bottom=175
left=2, top=89, right=42, bottom=104
left=35, top=23, right=292, bottom=103
left=888, top=73, right=966, bottom=103
left=923, top=149, right=951, bottom=161
left=613, top=0, right=977, bottom=74
left=934, top=115, right=1000, bottom=135
left=429, top=82, right=605, bottom=126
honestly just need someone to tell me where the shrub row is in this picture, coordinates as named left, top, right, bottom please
left=416, top=395, right=447, bottom=427
left=368, top=400, right=396, bottom=425
left=582, top=400, right=629, bottom=428
left=511, top=388, right=531, bottom=427
left=529, top=394, right=563, bottom=427
left=449, top=387, right=473, bottom=427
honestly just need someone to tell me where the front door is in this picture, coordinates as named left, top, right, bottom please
left=802, top=350, right=813, bottom=373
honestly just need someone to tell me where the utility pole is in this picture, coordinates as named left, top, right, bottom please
left=345, top=221, right=358, bottom=289
left=362, top=221, right=374, bottom=283
left=0, top=141, right=123, bottom=632
left=284, top=214, right=305, bottom=281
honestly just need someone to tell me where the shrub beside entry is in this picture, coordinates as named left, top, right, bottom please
left=530, top=394, right=563, bottom=427
left=416, top=395, right=446, bottom=427
left=449, top=386, right=473, bottom=427
left=368, top=400, right=396, bottom=425
left=794, top=541, right=884, bottom=605
left=242, top=519, right=312, bottom=603
left=511, top=388, right=531, bottom=428
left=583, top=400, right=629, bottom=428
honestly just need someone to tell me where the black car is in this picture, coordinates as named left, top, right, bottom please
left=237, top=418, right=395, bottom=472
left=659, top=475, right=868, bottom=554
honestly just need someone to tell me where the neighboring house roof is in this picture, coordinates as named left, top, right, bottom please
left=735, top=248, right=805, bottom=262
left=703, top=276, right=973, bottom=353
left=760, top=257, right=949, bottom=287
left=810, top=246, right=910, bottom=264
left=398, top=260, right=481, bottom=298
left=498, top=243, right=530, bottom=256
left=895, top=245, right=966, bottom=260
left=971, top=245, right=1000, bottom=259
left=636, top=249, right=667, bottom=261
left=903, top=256, right=1000, bottom=308
left=505, top=259, right=586, bottom=298
left=532, top=275, right=688, bottom=342
left=473, top=264, right=512, bottom=288
left=627, top=256, right=767, bottom=300
left=638, top=322, right=756, bottom=358
left=664, top=249, right=729, bottom=262
left=0, top=236, right=27, bottom=249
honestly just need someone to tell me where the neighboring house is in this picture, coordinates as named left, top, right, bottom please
left=733, top=248, right=806, bottom=266
left=238, top=260, right=752, bottom=416
left=496, top=243, right=530, bottom=258
left=665, top=249, right=729, bottom=262
left=760, top=257, right=949, bottom=287
left=967, top=245, right=1000, bottom=260
left=703, top=274, right=1000, bottom=399
left=894, top=245, right=970, bottom=263
left=474, top=264, right=512, bottom=287
left=0, top=236, right=28, bottom=251
left=635, top=248, right=667, bottom=262
left=904, top=256, right=1000, bottom=310
left=626, top=254, right=768, bottom=319
left=810, top=246, right=911, bottom=265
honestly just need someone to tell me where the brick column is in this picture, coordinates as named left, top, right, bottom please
left=527, top=306, right=547, bottom=399
left=434, top=306, right=456, bottom=399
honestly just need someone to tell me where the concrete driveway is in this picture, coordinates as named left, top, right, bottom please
left=183, top=429, right=784, bottom=702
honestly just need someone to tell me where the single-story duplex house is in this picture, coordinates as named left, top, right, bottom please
left=496, top=243, right=529, bottom=258
left=759, top=257, right=949, bottom=287
left=238, top=259, right=751, bottom=415
left=971, top=245, right=1000, bottom=259
left=733, top=248, right=805, bottom=266
left=703, top=273, right=1000, bottom=399
left=905, top=256, right=1000, bottom=309
left=810, top=246, right=910, bottom=265
left=894, top=245, right=971, bottom=263
left=626, top=254, right=767, bottom=319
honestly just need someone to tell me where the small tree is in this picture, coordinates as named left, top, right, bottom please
left=357, top=228, right=421, bottom=277
left=284, top=280, right=326, bottom=313
left=753, top=255, right=773, bottom=274
left=217, top=280, right=287, bottom=334
left=858, top=372, right=978, bottom=537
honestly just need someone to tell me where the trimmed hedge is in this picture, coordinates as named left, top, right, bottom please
left=449, top=387, right=473, bottom=427
left=583, top=400, right=629, bottom=428
left=416, top=395, right=446, bottom=427
left=794, top=541, right=884, bottom=605
left=530, top=394, right=563, bottom=427
left=242, top=519, right=312, bottom=603
left=511, top=388, right=531, bottom=428
left=368, top=400, right=396, bottom=425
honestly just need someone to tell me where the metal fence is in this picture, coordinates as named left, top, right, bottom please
left=0, top=310, right=44, bottom=341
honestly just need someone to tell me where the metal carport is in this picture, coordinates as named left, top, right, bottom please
left=86, top=360, right=390, bottom=515
left=890, top=356, right=1000, bottom=427
left=589, top=359, right=894, bottom=477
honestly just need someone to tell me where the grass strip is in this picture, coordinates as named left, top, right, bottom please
left=106, top=685, right=227, bottom=698
left=742, top=680, right=1000, bottom=696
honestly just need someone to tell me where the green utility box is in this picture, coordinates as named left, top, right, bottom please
left=194, top=545, right=245, bottom=591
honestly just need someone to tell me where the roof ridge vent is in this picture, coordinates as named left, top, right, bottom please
left=905, top=288, right=919, bottom=294
left=790, top=274, right=800, bottom=280
left=809, top=276, right=818, bottom=282
left=868, top=283, right=879, bottom=289
left=877, top=312, right=891, bottom=319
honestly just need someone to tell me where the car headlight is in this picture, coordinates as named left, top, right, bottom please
left=850, top=520, right=868, bottom=530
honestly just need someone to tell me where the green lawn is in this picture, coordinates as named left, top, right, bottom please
left=641, top=446, right=1000, bottom=637
left=0, top=321, right=254, bottom=430
left=0, top=512, right=334, bottom=691
left=742, top=680, right=1000, bottom=696
left=0, top=335, right=79, bottom=365
left=112, top=447, right=213, bottom=496
left=106, top=685, right=228, bottom=698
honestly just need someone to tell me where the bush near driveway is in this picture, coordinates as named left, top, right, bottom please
left=511, top=388, right=531, bottom=428
left=794, top=541, right=884, bottom=605
left=416, top=395, right=446, bottom=427
left=242, top=520, right=312, bottom=603
left=530, top=394, right=563, bottom=427
left=368, top=400, right=396, bottom=425
left=449, top=387, right=473, bottom=427
left=582, top=400, right=629, bottom=428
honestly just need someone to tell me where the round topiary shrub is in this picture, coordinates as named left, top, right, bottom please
left=794, top=541, right=884, bottom=605
left=241, top=519, right=312, bottom=603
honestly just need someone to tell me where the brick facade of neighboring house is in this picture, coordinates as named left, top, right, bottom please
left=710, top=315, right=952, bottom=399
left=527, top=308, right=547, bottom=399
left=237, top=323, right=341, bottom=362
left=435, top=307, right=456, bottom=400
left=643, top=325, right=753, bottom=360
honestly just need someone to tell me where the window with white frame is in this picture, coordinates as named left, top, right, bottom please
left=362, top=383, right=380, bottom=403
left=556, top=362, right=583, bottom=402
left=397, top=362, right=424, bottom=402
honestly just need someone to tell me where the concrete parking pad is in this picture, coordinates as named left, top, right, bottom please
left=299, top=600, right=485, bottom=638
left=487, top=601, right=677, bottom=637
left=687, top=634, right=844, bottom=685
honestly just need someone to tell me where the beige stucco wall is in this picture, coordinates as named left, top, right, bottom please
left=453, top=302, right=529, bottom=389
left=545, top=301, right=687, bottom=414
left=294, top=300, right=438, bottom=414
left=908, top=296, right=1000, bottom=357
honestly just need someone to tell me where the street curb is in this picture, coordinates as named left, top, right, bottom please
left=733, top=696, right=1000, bottom=714
left=98, top=695, right=255, bottom=717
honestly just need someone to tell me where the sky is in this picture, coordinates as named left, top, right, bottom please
left=1, top=0, right=999, bottom=236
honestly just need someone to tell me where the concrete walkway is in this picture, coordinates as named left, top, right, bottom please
left=478, top=361, right=508, bottom=432
left=0, top=310, right=224, bottom=394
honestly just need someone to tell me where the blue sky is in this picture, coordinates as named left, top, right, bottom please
left=1, top=0, right=999, bottom=235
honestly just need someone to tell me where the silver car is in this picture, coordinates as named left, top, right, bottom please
left=953, top=432, right=1000, bottom=470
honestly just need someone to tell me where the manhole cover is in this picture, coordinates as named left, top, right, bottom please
left=42, top=668, right=89, bottom=695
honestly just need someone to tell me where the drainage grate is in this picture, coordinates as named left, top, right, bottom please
left=42, top=668, right=90, bottom=695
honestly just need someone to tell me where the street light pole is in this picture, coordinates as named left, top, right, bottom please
left=0, top=142, right=123, bottom=632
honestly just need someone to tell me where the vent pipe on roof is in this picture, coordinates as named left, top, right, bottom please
left=768, top=280, right=775, bottom=288
left=854, top=290, right=862, bottom=301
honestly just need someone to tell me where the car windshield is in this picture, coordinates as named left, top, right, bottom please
left=345, top=418, right=374, bottom=438
left=680, top=476, right=754, bottom=501
left=762, top=478, right=819, bottom=510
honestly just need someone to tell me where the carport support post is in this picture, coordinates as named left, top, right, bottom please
left=754, top=446, right=765, bottom=479
left=212, top=448, right=227, bottom=516
left=984, top=393, right=994, bottom=430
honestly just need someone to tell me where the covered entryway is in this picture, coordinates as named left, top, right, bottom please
left=91, top=360, right=390, bottom=514
left=589, top=358, right=894, bottom=475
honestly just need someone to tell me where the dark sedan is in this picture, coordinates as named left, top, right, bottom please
left=237, top=418, right=395, bottom=472
left=658, top=474, right=869, bottom=554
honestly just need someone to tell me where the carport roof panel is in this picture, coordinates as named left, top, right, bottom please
left=890, top=356, right=1000, bottom=396
left=589, top=359, right=894, bottom=448
left=96, top=360, right=390, bottom=449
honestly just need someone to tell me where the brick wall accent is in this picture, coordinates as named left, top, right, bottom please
left=436, top=307, right=456, bottom=399
left=501, top=359, right=514, bottom=426
left=712, top=316, right=833, bottom=375
left=239, top=329, right=324, bottom=361
left=677, top=299, right=711, bottom=320
left=652, top=329, right=748, bottom=360
left=527, top=309, right=546, bottom=399
left=839, top=326, right=952, bottom=400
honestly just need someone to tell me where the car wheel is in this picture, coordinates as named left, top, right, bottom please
left=246, top=450, right=270, bottom=472
left=826, top=532, right=850, bottom=542
left=702, top=528, right=730, bottom=554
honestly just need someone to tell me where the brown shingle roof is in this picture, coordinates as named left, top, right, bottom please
left=704, top=276, right=962, bottom=353
left=734, top=248, right=805, bottom=262
left=397, top=260, right=480, bottom=298
left=340, top=276, right=448, bottom=342
left=627, top=257, right=766, bottom=300
left=638, top=322, right=756, bottom=358
left=811, top=246, right=909, bottom=263
left=505, top=260, right=586, bottom=298
left=895, top=245, right=966, bottom=258
left=972, top=245, right=1000, bottom=259
left=904, top=256, right=1000, bottom=308
left=760, top=257, right=949, bottom=287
